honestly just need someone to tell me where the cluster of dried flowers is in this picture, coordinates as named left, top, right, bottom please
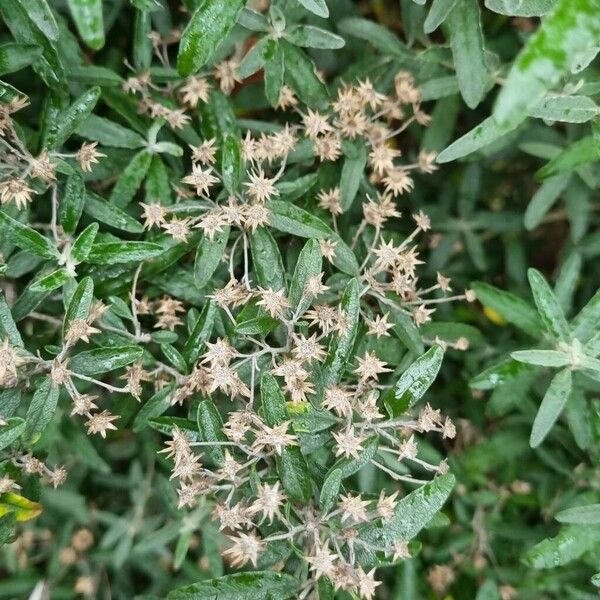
left=0, top=35, right=473, bottom=599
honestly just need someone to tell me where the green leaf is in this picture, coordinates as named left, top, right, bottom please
left=537, top=136, right=599, bottom=179
left=0, top=211, right=58, bottom=260
left=0, top=294, right=23, bottom=346
left=177, top=0, right=246, bottom=76
left=381, top=300, right=424, bottom=355
left=87, top=241, right=163, bottom=265
left=24, top=377, right=59, bottom=443
left=16, top=0, right=59, bottom=41
left=437, top=116, right=518, bottom=163
left=69, top=345, right=143, bottom=375
left=329, top=436, right=379, bottom=480
left=46, top=86, right=101, bottom=149
left=530, top=367, right=572, bottom=447
left=221, top=135, right=242, bottom=193
left=70, top=222, right=99, bottom=264
left=485, top=0, right=557, bottom=16
left=556, top=504, right=600, bottom=524
left=260, top=372, right=288, bottom=427
left=264, top=44, right=285, bottom=107
left=0, top=493, right=42, bottom=522
left=0, top=43, right=42, bottom=76
left=76, top=115, right=145, bottom=149
left=288, top=238, right=322, bottom=314
left=528, top=268, right=571, bottom=342
left=524, top=175, right=570, bottom=230
left=492, top=0, right=600, bottom=127
left=132, top=385, right=174, bottom=433
left=530, top=95, right=600, bottom=123
left=277, top=446, right=311, bottom=503
left=444, top=0, right=488, bottom=109
left=66, top=0, right=105, bottom=50
left=238, top=37, right=275, bottom=79
left=195, top=226, right=230, bottom=289
left=249, top=227, right=286, bottom=292
left=424, top=0, right=457, bottom=33
left=109, top=149, right=153, bottom=208
left=470, top=358, right=537, bottom=390
left=0, top=512, right=16, bottom=545
left=0, top=418, right=26, bottom=451
left=471, top=281, right=542, bottom=337
left=84, top=192, right=145, bottom=234
left=281, top=41, right=328, bottom=106
left=572, top=288, right=600, bottom=342
left=30, top=269, right=70, bottom=293
left=387, top=345, right=444, bottom=417
left=63, top=276, right=94, bottom=337
left=286, top=25, right=345, bottom=50
left=523, top=524, right=600, bottom=569
left=168, top=572, right=301, bottom=600
left=511, top=349, right=570, bottom=367
left=196, top=398, right=227, bottom=465
left=338, top=18, right=409, bottom=58
left=59, top=174, right=85, bottom=234
left=133, top=9, right=152, bottom=70
left=340, top=140, right=367, bottom=212
left=319, top=467, right=342, bottom=514
left=297, top=0, right=329, bottom=18
left=321, top=278, right=360, bottom=388
left=182, top=301, right=217, bottom=365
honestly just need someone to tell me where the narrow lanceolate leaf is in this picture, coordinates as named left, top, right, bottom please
left=485, top=0, right=557, bottom=16
left=527, top=269, right=571, bottom=342
left=221, top=135, right=242, bottom=193
left=340, top=140, right=367, bottom=211
left=59, top=174, right=85, bottom=234
left=337, top=18, right=410, bottom=58
left=46, top=86, right=101, bottom=149
left=87, top=241, right=163, bottom=265
left=24, top=377, right=59, bottom=443
left=297, top=0, right=329, bottom=18
left=63, top=276, right=94, bottom=336
left=69, top=346, right=144, bottom=375
left=76, top=115, right=146, bottom=149
left=66, top=0, right=105, bottom=50
left=84, top=192, right=145, bottom=234
left=281, top=41, right=328, bottom=106
left=472, top=281, right=542, bottom=337
left=524, top=175, right=570, bottom=231
left=16, top=0, right=59, bottom=41
left=319, top=468, right=342, bottom=514
left=386, top=345, right=444, bottom=417
left=530, top=367, right=572, bottom=447
left=260, top=374, right=312, bottom=502
left=0, top=212, right=58, bottom=260
left=572, top=288, right=600, bottom=343
left=0, top=294, right=23, bottom=346
left=177, top=0, right=246, bottom=76
left=537, top=136, right=600, bottom=180
left=196, top=398, right=227, bottom=465
left=511, top=349, right=570, bottom=368
left=182, top=301, right=217, bottom=365
left=285, top=25, right=345, bottom=50
left=444, top=0, right=488, bottom=109
left=288, top=238, right=322, bottom=314
left=523, top=524, right=600, bottom=569
left=70, top=222, right=99, bottom=264
left=30, top=269, right=70, bottom=293
left=0, top=493, right=42, bottom=522
left=249, top=227, right=286, bottom=292
left=167, top=572, right=301, bottom=600
left=424, top=0, right=458, bottom=33
left=0, top=418, right=26, bottom=451
left=0, top=44, right=42, bottom=76
left=195, top=226, right=229, bottom=289
left=110, top=149, right=153, bottom=208
left=493, top=0, right=600, bottom=127
left=556, top=504, right=600, bottom=524
left=436, top=116, right=518, bottom=163
left=529, top=95, right=600, bottom=123
left=321, top=279, right=360, bottom=388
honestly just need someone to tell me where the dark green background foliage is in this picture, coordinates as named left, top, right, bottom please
left=0, top=0, right=600, bottom=598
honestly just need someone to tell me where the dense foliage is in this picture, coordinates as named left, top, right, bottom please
left=0, top=0, right=599, bottom=598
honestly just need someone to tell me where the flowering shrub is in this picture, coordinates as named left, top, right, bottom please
left=1, top=0, right=600, bottom=598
